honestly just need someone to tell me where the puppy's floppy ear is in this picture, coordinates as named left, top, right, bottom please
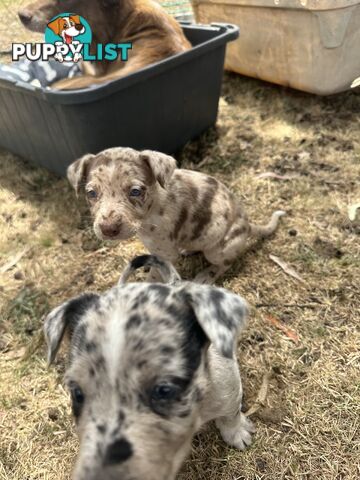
left=47, top=17, right=62, bottom=35
left=184, top=285, right=249, bottom=358
left=44, top=293, right=99, bottom=365
left=140, top=150, right=177, bottom=188
left=67, top=153, right=95, bottom=195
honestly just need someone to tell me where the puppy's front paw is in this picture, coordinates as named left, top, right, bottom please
left=217, top=413, right=255, bottom=451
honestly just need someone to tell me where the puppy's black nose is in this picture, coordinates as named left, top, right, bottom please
left=75, top=23, right=84, bottom=31
left=100, top=222, right=121, bottom=238
left=18, top=10, right=33, bottom=25
left=104, top=438, right=133, bottom=465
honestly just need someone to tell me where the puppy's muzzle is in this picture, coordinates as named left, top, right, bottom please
left=99, top=221, right=122, bottom=238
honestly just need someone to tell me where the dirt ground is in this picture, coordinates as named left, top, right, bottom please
left=0, top=2, right=360, bottom=480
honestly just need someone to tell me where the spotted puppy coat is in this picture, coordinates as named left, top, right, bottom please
left=44, top=255, right=254, bottom=480
left=67, top=147, right=285, bottom=283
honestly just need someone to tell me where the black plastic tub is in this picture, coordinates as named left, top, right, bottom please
left=0, top=23, right=238, bottom=176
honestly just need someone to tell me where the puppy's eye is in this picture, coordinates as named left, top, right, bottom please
left=70, top=385, right=85, bottom=418
left=86, top=189, right=97, bottom=200
left=72, top=387, right=85, bottom=404
left=151, top=384, right=178, bottom=401
left=129, top=187, right=142, bottom=197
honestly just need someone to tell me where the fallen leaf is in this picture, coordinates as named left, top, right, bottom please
left=351, top=77, right=360, bottom=89
left=19, top=173, right=37, bottom=187
left=84, top=247, right=109, bottom=258
left=269, top=255, right=304, bottom=283
left=5, top=347, right=26, bottom=360
left=196, top=155, right=213, bottom=168
left=256, top=172, right=298, bottom=180
left=219, top=97, right=229, bottom=108
left=348, top=203, right=360, bottom=221
left=265, top=315, right=300, bottom=344
left=245, top=372, right=270, bottom=416
left=297, top=151, right=311, bottom=162
left=0, top=247, right=30, bottom=275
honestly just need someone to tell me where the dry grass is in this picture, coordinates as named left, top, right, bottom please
left=1, top=3, right=360, bottom=480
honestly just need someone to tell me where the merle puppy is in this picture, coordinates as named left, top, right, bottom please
left=44, top=255, right=254, bottom=480
left=67, top=147, right=285, bottom=283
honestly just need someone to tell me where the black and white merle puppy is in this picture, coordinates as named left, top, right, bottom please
left=45, top=255, right=254, bottom=480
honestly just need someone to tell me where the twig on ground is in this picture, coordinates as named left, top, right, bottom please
left=84, top=247, right=109, bottom=258
left=269, top=254, right=305, bottom=283
left=245, top=372, right=271, bottom=417
left=256, top=172, right=298, bottom=180
left=0, top=247, right=31, bottom=274
left=256, top=303, right=323, bottom=309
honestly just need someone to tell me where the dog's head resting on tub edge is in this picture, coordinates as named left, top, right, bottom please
left=18, top=0, right=119, bottom=33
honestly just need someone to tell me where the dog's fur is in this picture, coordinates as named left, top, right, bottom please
left=67, top=147, right=285, bottom=283
left=18, top=0, right=191, bottom=89
left=44, top=255, right=253, bottom=480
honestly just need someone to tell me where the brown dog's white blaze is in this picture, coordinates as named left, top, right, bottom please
left=67, top=147, right=285, bottom=283
left=43, top=256, right=253, bottom=480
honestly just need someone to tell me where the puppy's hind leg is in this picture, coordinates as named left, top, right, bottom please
left=194, top=211, right=286, bottom=284
left=194, top=227, right=249, bottom=284
left=216, top=410, right=255, bottom=451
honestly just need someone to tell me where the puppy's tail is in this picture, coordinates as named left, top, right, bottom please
left=119, top=255, right=181, bottom=285
left=250, top=210, right=286, bottom=238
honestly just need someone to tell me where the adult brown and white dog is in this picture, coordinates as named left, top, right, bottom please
left=18, top=0, right=191, bottom=89
left=67, top=147, right=286, bottom=284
